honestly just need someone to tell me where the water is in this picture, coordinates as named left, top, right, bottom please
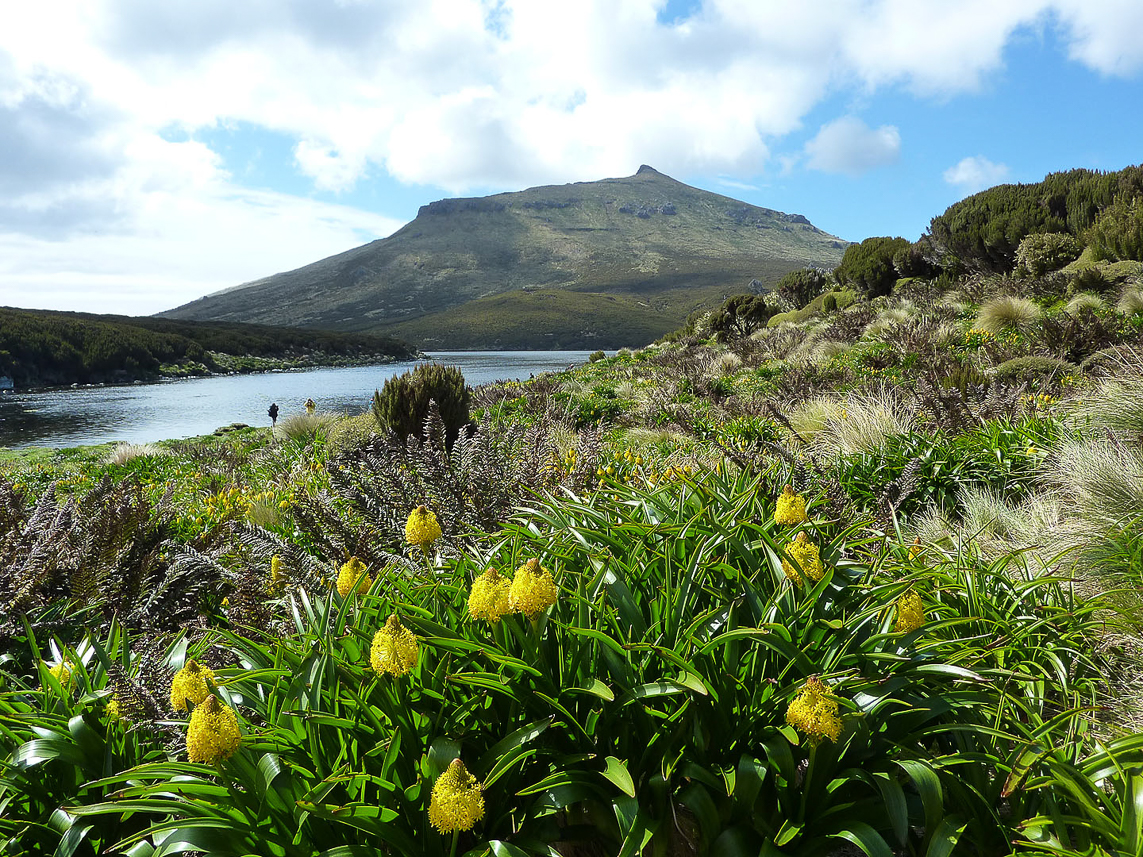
left=0, top=351, right=593, bottom=450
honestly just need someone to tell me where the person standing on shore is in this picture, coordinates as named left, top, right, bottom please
left=268, top=402, right=279, bottom=426
left=304, top=398, right=316, bottom=414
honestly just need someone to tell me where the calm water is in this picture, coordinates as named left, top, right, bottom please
left=0, top=351, right=592, bottom=450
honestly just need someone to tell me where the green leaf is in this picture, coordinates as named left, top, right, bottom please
left=602, top=756, right=636, bottom=797
left=896, top=759, right=944, bottom=847
left=922, top=815, right=968, bottom=857
left=475, top=717, right=553, bottom=779
left=831, top=822, right=893, bottom=857
left=873, top=772, right=908, bottom=846
left=488, top=842, right=531, bottom=857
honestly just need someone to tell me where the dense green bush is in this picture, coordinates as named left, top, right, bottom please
left=833, top=237, right=909, bottom=298
left=707, top=293, right=775, bottom=340
left=927, top=164, right=1143, bottom=272
left=1014, top=232, right=1083, bottom=276
left=772, top=267, right=831, bottom=311
left=1088, top=194, right=1143, bottom=262
left=372, top=363, right=471, bottom=446
left=892, top=239, right=940, bottom=278
left=588, top=350, right=606, bottom=362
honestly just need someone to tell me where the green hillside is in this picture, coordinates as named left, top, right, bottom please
left=161, top=166, right=847, bottom=348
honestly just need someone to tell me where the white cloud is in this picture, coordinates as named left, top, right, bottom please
left=943, top=156, right=1011, bottom=194
left=0, top=0, right=1141, bottom=312
left=804, top=116, right=901, bottom=176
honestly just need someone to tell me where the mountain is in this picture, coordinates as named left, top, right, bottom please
left=161, top=166, right=848, bottom=349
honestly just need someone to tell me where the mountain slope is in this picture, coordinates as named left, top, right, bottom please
left=161, top=166, right=847, bottom=349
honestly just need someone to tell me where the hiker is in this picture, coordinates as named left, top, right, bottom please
left=268, top=402, right=279, bottom=426
left=304, top=398, right=316, bottom=414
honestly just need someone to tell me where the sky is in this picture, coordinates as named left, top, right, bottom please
left=2, top=0, right=1143, bottom=317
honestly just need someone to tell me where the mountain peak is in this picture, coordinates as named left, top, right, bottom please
left=635, top=164, right=662, bottom=176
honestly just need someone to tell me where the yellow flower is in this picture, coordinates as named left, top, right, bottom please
left=468, top=567, right=512, bottom=623
left=508, top=558, right=558, bottom=617
left=46, top=660, right=74, bottom=690
left=786, top=676, right=842, bottom=743
left=908, top=536, right=923, bottom=560
left=270, top=555, right=284, bottom=592
left=895, top=590, right=926, bottom=634
left=370, top=614, right=420, bottom=677
left=428, top=759, right=484, bottom=834
left=186, top=695, right=242, bottom=765
left=405, top=505, right=443, bottom=550
left=336, top=556, right=372, bottom=598
left=106, top=694, right=122, bottom=722
left=774, top=485, right=808, bottom=526
left=170, top=660, right=215, bottom=712
left=782, top=532, right=823, bottom=585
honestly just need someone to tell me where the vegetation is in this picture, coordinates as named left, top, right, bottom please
left=0, top=307, right=416, bottom=388
left=7, top=162, right=1143, bottom=855
left=373, top=363, right=471, bottom=447
left=833, top=236, right=910, bottom=298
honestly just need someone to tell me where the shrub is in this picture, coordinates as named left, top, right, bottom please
left=325, top=412, right=380, bottom=457
left=821, top=293, right=837, bottom=312
left=707, top=294, right=775, bottom=340
left=772, top=267, right=831, bottom=311
left=588, top=350, right=606, bottom=362
left=892, top=239, right=940, bottom=278
left=1014, top=232, right=1082, bottom=277
left=974, top=295, right=1042, bottom=334
left=1088, top=194, right=1143, bottom=262
left=834, top=236, right=910, bottom=298
left=1068, top=265, right=1112, bottom=297
left=373, top=363, right=470, bottom=447
left=991, top=355, right=1076, bottom=382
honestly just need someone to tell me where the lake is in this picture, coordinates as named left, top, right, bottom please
left=0, top=351, right=594, bottom=450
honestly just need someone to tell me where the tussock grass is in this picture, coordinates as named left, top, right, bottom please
left=275, top=411, right=338, bottom=444
left=813, top=389, right=915, bottom=457
left=713, top=351, right=742, bottom=376
left=1041, top=437, right=1143, bottom=528
left=1065, top=293, right=1107, bottom=315
left=1066, top=375, right=1143, bottom=437
left=1117, top=285, right=1143, bottom=317
left=104, top=442, right=169, bottom=466
left=974, top=295, right=1042, bottom=334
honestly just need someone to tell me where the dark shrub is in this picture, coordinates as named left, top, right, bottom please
left=773, top=268, right=831, bottom=311
left=834, top=237, right=910, bottom=298
left=588, top=350, right=606, bottom=362
left=373, top=363, right=470, bottom=447
left=1014, top=233, right=1083, bottom=277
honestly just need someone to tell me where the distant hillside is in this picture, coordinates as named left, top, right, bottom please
left=0, top=307, right=416, bottom=389
left=161, top=166, right=847, bottom=349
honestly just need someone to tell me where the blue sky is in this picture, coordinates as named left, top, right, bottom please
left=2, top=0, right=1142, bottom=315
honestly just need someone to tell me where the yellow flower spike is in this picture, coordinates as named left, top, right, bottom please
left=468, top=568, right=512, bottom=623
left=405, top=505, right=443, bottom=551
left=270, top=555, right=284, bottom=592
left=170, top=660, right=215, bottom=712
left=428, top=758, right=484, bottom=834
left=370, top=614, right=420, bottom=677
left=508, top=558, right=558, bottom=617
left=46, top=660, right=74, bottom=691
left=782, top=531, right=823, bottom=585
left=105, top=694, right=121, bottom=722
left=895, top=590, right=926, bottom=634
left=908, top=537, right=923, bottom=560
left=785, top=676, right=842, bottom=743
left=186, top=694, right=242, bottom=765
left=774, top=485, right=808, bottom=526
left=336, top=556, right=372, bottom=598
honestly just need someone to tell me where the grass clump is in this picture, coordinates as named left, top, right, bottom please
left=974, top=294, right=1042, bottom=334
